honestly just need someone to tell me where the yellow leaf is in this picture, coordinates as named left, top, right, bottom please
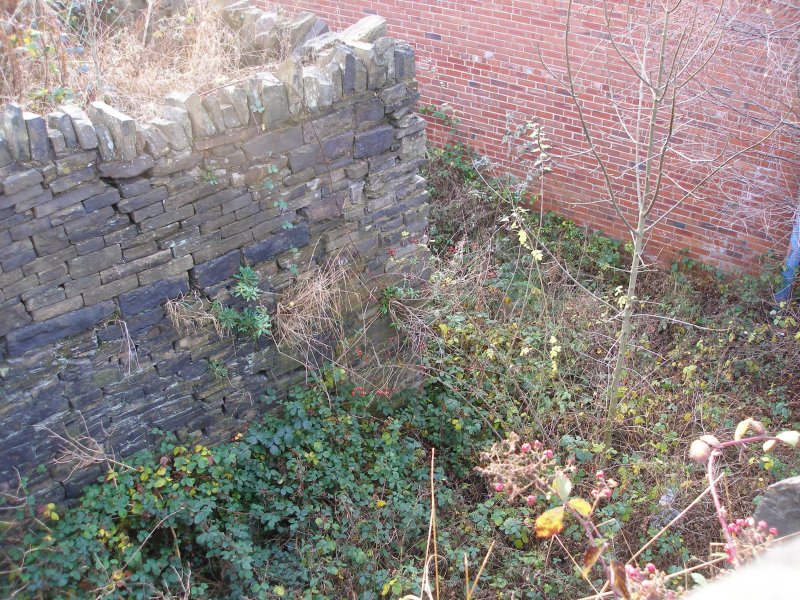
left=568, top=497, right=592, bottom=517
left=777, top=431, right=800, bottom=448
left=552, top=472, right=572, bottom=501
left=764, top=439, right=778, bottom=453
left=376, top=499, right=387, bottom=508
left=518, top=228, right=529, bottom=248
left=534, top=506, right=565, bottom=538
left=734, top=418, right=753, bottom=441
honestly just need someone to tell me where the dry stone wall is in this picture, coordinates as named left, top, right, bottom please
left=0, top=4, right=429, bottom=498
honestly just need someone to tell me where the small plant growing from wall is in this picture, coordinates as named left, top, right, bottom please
left=211, top=267, right=273, bottom=340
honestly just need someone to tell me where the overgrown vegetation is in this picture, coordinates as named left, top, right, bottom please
left=0, top=0, right=281, bottom=118
left=3, top=83, right=800, bottom=597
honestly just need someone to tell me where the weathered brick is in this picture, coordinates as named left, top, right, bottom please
left=0, top=184, right=46, bottom=212
left=192, top=231, right=253, bottom=263
left=222, top=193, right=253, bottom=215
left=63, top=274, right=100, bottom=298
left=31, top=226, right=70, bottom=256
left=122, top=241, right=159, bottom=262
left=354, top=125, right=395, bottom=159
left=192, top=126, right=256, bottom=151
left=118, top=223, right=178, bottom=249
left=99, top=249, right=172, bottom=284
left=2, top=274, right=40, bottom=300
left=303, top=107, right=355, bottom=143
left=2, top=168, right=43, bottom=196
left=6, top=300, right=113, bottom=356
left=67, top=245, right=122, bottom=279
left=83, top=274, right=139, bottom=305
left=75, top=237, right=106, bottom=256
left=322, top=132, right=354, bottom=161
left=23, top=285, right=66, bottom=311
left=54, top=150, right=97, bottom=176
left=82, top=188, right=120, bottom=212
left=138, top=204, right=194, bottom=232
left=195, top=188, right=249, bottom=213
left=192, top=250, right=241, bottom=288
left=33, top=181, right=106, bottom=218
left=299, top=193, right=345, bottom=223
left=37, top=263, right=69, bottom=284
left=118, top=275, right=189, bottom=316
left=117, top=177, right=151, bottom=198
left=243, top=222, right=310, bottom=264
left=48, top=167, right=96, bottom=195
left=0, top=238, right=36, bottom=271
left=9, top=215, right=50, bottom=241
left=30, top=295, right=84, bottom=322
left=21, top=246, right=76, bottom=278
left=289, top=144, right=323, bottom=172
left=131, top=202, right=165, bottom=223
left=241, top=124, right=304, bottom=161
left=163, top=181, right=223, bottom=211
left=137, top=254, right=194, bottom=285
left=64, top=209, right=130, bottom=243
left=151, top=151, right=202, bottom=177
left=117, top=186, right=167, bottom=213
left=198, top=210, right=234, bottom=234
left=0, top=299, right=30, bottom=336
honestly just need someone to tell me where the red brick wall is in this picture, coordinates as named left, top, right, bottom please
left=276, top=0, right=799, bottom=272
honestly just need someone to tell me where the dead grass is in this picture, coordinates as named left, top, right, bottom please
left=273, top=258, right=355, bottom=353
left=165, top=290, right=223, bottom=337
left=0, top=0, right=278, bottom=120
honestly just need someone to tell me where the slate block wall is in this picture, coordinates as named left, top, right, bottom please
left=0, top=5, right=429, bottom=498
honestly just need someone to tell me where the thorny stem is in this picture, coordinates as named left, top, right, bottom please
left=706, top=450, right=738, bottom=565
left=705, top=434, right=784, bottom=567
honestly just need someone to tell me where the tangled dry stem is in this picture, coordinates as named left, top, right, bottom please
left=165, top=291, right=224, bottom=338
left=273, top=257, right=355, bottom=354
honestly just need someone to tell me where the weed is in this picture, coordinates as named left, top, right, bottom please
left=208, top=359, right=228, bottom=380
left=203, top=170, right=219, bottom=185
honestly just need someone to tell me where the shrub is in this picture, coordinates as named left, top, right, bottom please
left=1, top=376, right=461, bottom=599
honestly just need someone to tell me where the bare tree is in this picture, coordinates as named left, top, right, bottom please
left=540, top=0, right=797, bottom=445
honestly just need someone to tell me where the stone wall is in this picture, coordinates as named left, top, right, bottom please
left=0, top=3, right=429, bottom=498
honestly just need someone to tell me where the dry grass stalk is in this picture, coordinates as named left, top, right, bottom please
left=43, top=414, right=130, bottom=482
left=115, top=318, right=141, bottom=377
left=274, top=257, right=355, bottom=353
left=1, top=0, right=278, bottom=119
left=165, top=291, right=223, bottom=337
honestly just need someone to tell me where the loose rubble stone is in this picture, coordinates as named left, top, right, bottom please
left=60, top=105, right=99, bottom=150
left=754, top=476, right=800, bottom=539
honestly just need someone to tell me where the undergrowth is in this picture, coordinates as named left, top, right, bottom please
left=2, top=116, right=799, bottom=599
left=0, top=0, right=280, bottom=118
